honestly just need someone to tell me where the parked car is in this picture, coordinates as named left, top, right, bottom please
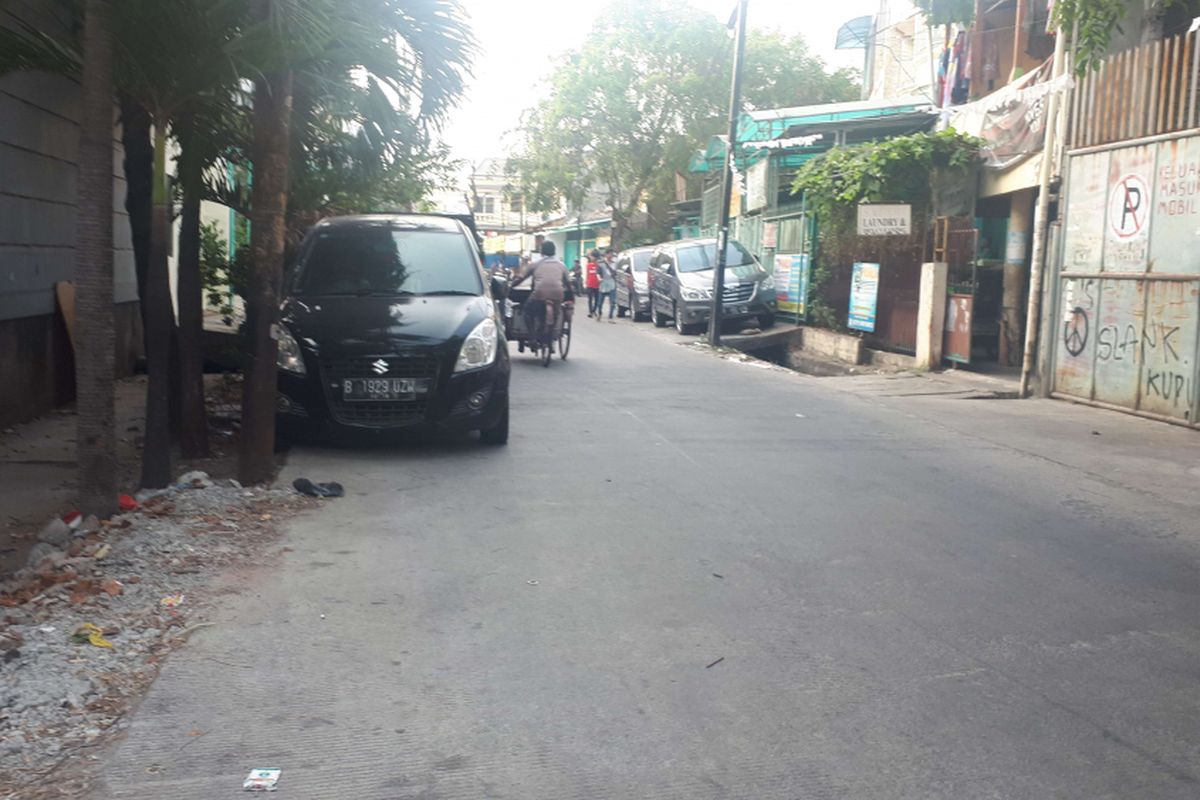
left=275, top=214, right=510, bottom=444
left=645, top=237, right=776, bottom=334
left=615, top=246, right=655, bottom=320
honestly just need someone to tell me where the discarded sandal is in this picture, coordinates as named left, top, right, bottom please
left=292, top=478, right=345, bottom=498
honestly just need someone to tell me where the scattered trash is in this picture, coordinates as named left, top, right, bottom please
left=526, top=580, right=539, bottom=586
left=38, top=518, right=71, bottom=547
left=795, top=413, right=806, bottom=418
left=243, top=768, right=281, bottom=791
left=1092, top=430, right=1102, bottom=436
left=39, top=626, right=56, bottom=634
left=712, top=573, right=724, bottom=579
left=319, top=614, right=326, bottom=620
left=176, top=470, right=213, bottom=489
left=292, top=478, right=344, bottom=498
left=705, top=656, right=724, bottom=669
left=25, top=542, right=58, bottom=568
left=62, top=511, right=83, bottom=529
left=160, top=593, right=186, bottom=609
left=72, top=623, right=113, bottom=649
left=101, top=580, right=124, bottom=597
left=118, top=494, right=139, bottom=512
left=176, top=621, right=215, bottom=640
left=92, top=543, right=111, bottom=560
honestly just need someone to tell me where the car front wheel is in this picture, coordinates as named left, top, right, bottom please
left=480, top=402, right=509, bottom=445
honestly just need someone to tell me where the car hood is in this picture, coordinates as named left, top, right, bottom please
left=281, top=294, right=491, bottom=352
left=677, top=264, right=767, bottom=290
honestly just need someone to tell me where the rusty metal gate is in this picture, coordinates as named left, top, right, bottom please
left=1050, top=134, right=1200, bottom=426
left=1048, top=32, right=1200, bottom=426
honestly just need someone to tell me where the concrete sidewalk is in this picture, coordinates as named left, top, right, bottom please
left=818, top=367, right=1200, bottom=513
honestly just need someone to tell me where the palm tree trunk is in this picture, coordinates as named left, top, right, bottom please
left=119, top=93, right=152, bottom=345
left=140, top=122, right=173, bottom=488
left=177, top=120, right=209, bottom=458
left=75, top=0, right=117, bottom=517
left=239, top=70, right=294, bottom=485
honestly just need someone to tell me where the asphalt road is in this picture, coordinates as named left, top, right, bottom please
left=93, top=318, right=1200, bottom=799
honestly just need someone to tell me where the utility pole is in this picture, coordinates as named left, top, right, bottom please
left=708, top=0, right=748, bottom=346
left=1018, top=22, right=1068, bottom=397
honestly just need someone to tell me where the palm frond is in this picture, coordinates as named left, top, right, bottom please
left=0, top=14, right=81, bottom=76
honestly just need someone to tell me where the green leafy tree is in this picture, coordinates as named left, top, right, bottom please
left=509, top=0, right=859, bottom=247
left=741, top=30, right=860, bottom=110
left=912, top=0, right=975, bottom=27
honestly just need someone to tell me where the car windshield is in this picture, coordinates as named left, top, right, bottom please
left=294, top=227, right=481, bottom=296
left=675, top=241, right=756, bottom=273
left=632, top=251, right=652, bottom=272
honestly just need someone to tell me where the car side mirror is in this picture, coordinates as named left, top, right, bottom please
left=490, top=273, right=508, bottom=298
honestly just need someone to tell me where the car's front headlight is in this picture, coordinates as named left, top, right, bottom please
left=681, top=287, right=712, bottom=301
left=759, top=275, right=775, bottom=293
left=454, top=317, right=499, bottom=373
left=276, top=325, right=307, bottom=375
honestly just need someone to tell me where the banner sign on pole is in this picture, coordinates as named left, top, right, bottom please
left=848, top=262, right=880, bottom=332
left=773, top=253, right=808, bottom=317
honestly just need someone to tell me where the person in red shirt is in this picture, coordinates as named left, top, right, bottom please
left=585, top=250, right=601, bottom=318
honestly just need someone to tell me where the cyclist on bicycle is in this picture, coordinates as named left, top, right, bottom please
left=525, top=240, right=571, bottom=351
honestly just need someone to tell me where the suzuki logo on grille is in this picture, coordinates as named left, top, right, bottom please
left=371, top=359, right=389, bottom=375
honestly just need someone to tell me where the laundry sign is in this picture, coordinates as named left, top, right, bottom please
left=857, top=204, right=911, bottom=236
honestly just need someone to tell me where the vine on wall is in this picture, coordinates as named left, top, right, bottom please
left=790, top=130, right=982, bottom=329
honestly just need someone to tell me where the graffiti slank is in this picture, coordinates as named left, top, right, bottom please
left=1105, top=172, right=1150, bottom=269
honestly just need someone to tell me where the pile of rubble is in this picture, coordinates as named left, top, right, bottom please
left=0, top=472, right=315, bottom=797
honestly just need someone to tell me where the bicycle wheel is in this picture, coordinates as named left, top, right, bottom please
left=541, top=334, right=552, bottom=367
left=559, top=319, right=571, bottom=360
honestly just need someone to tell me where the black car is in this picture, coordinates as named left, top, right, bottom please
left=646, top=237, right=776, bottom=335
left=615, top=246, right=654, bottom=320
left=275, top=214, right=510, bottom=444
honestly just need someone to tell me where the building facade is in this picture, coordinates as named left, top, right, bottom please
left=1, top=1, right=142, bottom=428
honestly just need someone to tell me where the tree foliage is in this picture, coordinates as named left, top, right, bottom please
left=509, top=0, right=858, bottom=246
left=791, top=129, right=982, bottom=218
left=912, top=0, right=976, bottom=27
left=790, top=130, right=982, bottom=328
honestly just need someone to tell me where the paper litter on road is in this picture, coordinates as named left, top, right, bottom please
left=243, top=768, right=281, bottom=791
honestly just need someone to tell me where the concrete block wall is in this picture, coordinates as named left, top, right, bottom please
left=795, top=327, right=864, bottom=365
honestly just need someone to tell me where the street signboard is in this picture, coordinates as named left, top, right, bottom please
left=944, top=293, right=973, bottom=363
left=762, top=221, right=778, bottom=249
left=774, top=253, right=808, bottom=318
left=857, top=204, right=911, bottom=236
left=848, top=262, right=880, bottom=332
left=746, top=160, right=769, bottom=211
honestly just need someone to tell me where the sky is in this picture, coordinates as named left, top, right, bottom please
left=440, top=0, right=886, bottom=167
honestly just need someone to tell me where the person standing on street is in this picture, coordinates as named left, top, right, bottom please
left=596, top=249, right=618, bottom=323
left=585, top=250, right=601, bottom=318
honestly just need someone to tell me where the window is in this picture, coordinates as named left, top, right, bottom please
left=675, top=241, right=756, bottom=273
left=295, top=227, right=482, bottom=297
